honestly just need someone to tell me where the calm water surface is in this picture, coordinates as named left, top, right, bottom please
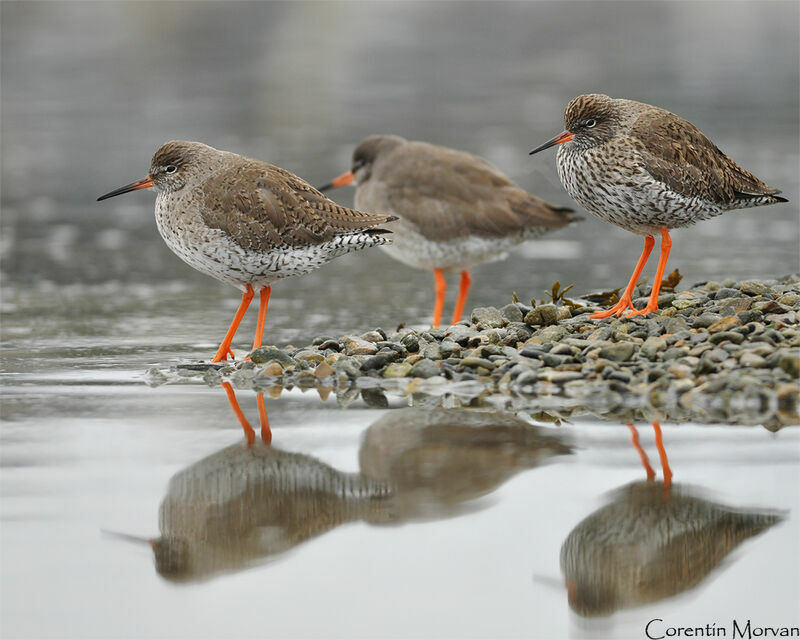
left=1, top=2, right=799, bottom=638
left=2, top=374, right=799, bottom=638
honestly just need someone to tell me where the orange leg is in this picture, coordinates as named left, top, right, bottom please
left=212, top=285, right=254, bottom=362
left=432, top=268, right=446, bottom=327
left=627, top=228, right=672, bottom=318
left=221, top=381, right=255, bottom=445
left=652, top=421, right=672, bottom=487
left=252, top=286, right=271, bottom=351
left=589, top=235, right=655, bottom=319
left=256, top=394, right=272, bottom=445
left=450, top=270, right=472, bottom=325
left=627, top=423, right=656, bottom=480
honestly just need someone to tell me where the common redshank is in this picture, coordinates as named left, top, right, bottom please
left=98, top=141, right=396, bottom=361
left=319, top=135, right=578, bottom=327
left=530, top=94, right=788, bottom=319
left=560, top=480, right=782, bottom=616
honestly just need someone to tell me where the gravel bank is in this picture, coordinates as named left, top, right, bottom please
left=150, top=275, right=800, bottom=429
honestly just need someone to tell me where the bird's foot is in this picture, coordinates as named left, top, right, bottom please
left=624, top=302, right=660, bottom=318
left=588, top=297, right=638, bottom=319
left=211, top=346, right=236, bottom=363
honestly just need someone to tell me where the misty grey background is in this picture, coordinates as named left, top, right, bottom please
left=1, top=2, right=799, bottom=639
left=2, top=1, right=798, bottom=353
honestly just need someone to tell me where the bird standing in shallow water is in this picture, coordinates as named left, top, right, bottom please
left=320, top=135, right=578, bottom=327
left=98, top=141, right=396, bottom=361
left=530, top=94, right=788, bottom=319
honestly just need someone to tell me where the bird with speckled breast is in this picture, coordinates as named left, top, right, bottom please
left=98, top=141, right=396, bottom=362
left=319, top=135, right=579, bottom=327
left=530, top=94, right=788, bottom=319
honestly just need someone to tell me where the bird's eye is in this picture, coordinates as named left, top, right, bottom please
left=165, top=165, right=177, bottom=174
left=585, top=119, right=597, bottom=128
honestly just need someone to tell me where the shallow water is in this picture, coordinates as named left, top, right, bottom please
left=1, top=2, right=799, bottom=638
left=2, top=373, right=799, bottom=638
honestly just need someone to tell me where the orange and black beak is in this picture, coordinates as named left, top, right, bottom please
left=529, top=131, right=574, bottom=156
left=97, top=176, right=155, bottom=201
left=317, top=170, right=354, bottom=192
left=101, top=529, right=157, bottom=549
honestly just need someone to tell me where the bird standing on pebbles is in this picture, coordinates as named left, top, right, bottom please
left=530, top=94, right=788, bottom=319
left=320, top=135, right=578, bottom=327
left=98, top=141, right=396, bottom=362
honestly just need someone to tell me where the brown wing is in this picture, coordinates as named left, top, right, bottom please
left=381, top=142, right=575, bottom=242
left=631, top=108, right=784, bottom=205
left=201, top=161, right=395, bottom=251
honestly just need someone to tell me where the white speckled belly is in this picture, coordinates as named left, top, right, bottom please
left=380, top=221, right=549, bottom=272
left=154, top=196, right=388, bottom=291
left=557, top=144, right=729, bottom=236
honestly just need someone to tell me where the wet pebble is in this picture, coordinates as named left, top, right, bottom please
left=409, top=358, right=440, bottom=379
left=227, top=274, right=799, bottom=426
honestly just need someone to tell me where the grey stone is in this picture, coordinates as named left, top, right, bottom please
left=524, top=304, right=559, bottom=326
left=714, top=287, right=740, bottom=299
left=460, top=356, right=496, bottom=370
left=598, top=343, right=636, bottom=362
left=471, top=307, right=505, bottom=328
left=409, top=358, right=440, bottom=379
left=738, top=281, right=769, bottom=296
left=739, top=352, right=768, bottom=368
left=665, top=316, right=689, bottom=333
left=500, top=303, right=524, bottom=323
left=383, top=362, right=412, bottom=378
left=343, top=336, right=379, bottom=356
left=444, top=324, right=474, bottom=346
left=334, top=356, right=362, bottom=378
left=250, top=347, right=296, bottom=367
left=692, top=312, right=721, bottom=328
left=538, top=370, right=584, bottom=383
left=537, top=325, right=568, bottom=343
left=361, top=352, right=397, bottom=371
left=439, top=340, right=461, bottom=358
left=360, top=330, right=385, bottom=343
left=709, top=331, right=745, bottom=345
left=641, top=336, right=668, bottom=359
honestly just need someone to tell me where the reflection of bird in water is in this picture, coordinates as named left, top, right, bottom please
left=221, top=381, right=271, bottom=445
left=142, top=403, right=571, bottom=583
left=560, top=481, right=783, bottom=617
left=153, top=441, right=393, bottom=582
left=626, top=422, right=672, bottom=486
left=359, top=408, right=571, bottom=518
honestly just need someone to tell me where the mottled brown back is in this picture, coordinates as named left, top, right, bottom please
left=201, top=160, right=395, bottom=252
left=377, top=141, right=576, bottom=242
left=629, top=105, right=786, bottom=205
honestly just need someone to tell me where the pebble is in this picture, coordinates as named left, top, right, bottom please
left=461, top=356, right=496, bottom=370
left=598, top=343, right=635, bottom=362
left=343, top=336, right=379, bottom=356
left=250, top=347, right=296, bottom=367
left=219, top=274, right=799, bottom=428
left=524, top=304, right=560, bottom=326
left=471, top=307, right=505, bottom=328
left=708, top=316, right=741, bottom=333
left=383, top=362, right=412, bottom=378
left=500, top=303, right=524, bottom=323
left=409, top=358, right=440, bottom=379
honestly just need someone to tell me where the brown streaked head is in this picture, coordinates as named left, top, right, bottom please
left=97, top=140, right=214, bottom=201
left=530, top=94, right=619, bottom=155
left=151, top=536, right=193, bottom=582
left=318, top=134, right=406, bottom=192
